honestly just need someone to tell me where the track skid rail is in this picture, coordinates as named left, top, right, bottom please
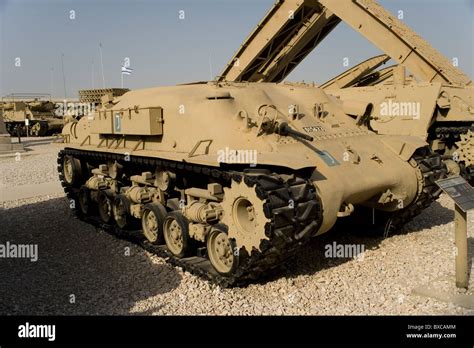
left=220, top=0, right=471, bottom=86
left=318, top=0, right=471, bottom=85
left=218, top=0, right=340, bottom=83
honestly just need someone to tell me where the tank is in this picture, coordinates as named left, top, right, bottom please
left=1, top=98, right=64, bottom=136
left=58, top=81, right=445, bottom=285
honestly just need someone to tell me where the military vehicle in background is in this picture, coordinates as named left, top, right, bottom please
left=0, top=89, right=130, bottom=137
left=218, top=0, right=473, bottom=182
left=0, top=108, right=24, bottom=154
left=1, top=94, right=66, bottom=136
left=58, top=81, right=444, bottom=285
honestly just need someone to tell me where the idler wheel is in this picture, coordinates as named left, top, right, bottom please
left=62, top=155, right=82, bottom=187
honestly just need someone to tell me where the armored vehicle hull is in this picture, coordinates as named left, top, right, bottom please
left=59, top=82, right=444, bottom=285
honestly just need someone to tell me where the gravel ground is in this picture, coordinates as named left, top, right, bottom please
left=0, top=137, right=60, bottom=187
left=0, top=142, right=473, bottom=315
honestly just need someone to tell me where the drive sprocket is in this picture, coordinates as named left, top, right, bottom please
left=221, top=179, right=271, bottom=254
left=455, top=130, right=474, bottom=167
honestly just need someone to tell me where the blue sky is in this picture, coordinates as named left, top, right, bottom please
left=0, top=0, right=472, bottom=97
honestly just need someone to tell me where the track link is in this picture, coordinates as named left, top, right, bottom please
left=383, top=147, right=446, bottom=236
left=433, top=125, right=474, bottom=183
left=58, top=148, right=322, bottom=287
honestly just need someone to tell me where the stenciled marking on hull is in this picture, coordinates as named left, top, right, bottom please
left=114, top=112, right=122, bottom=132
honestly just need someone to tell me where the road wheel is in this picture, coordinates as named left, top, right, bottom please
left=163, top=211, right=192, bottom=258
left=141, top=202, right=167, bottom=244
left=98, top=190, right=114, bottom=224
left=207, top=226, right=239, bottom=275
left=113, top=194, right=132, bottom=229
left=78, top=186, right=93, bottom=216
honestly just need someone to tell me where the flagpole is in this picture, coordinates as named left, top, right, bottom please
left=121, top=71, right=123, bottom=88
left=50, top=67, right=54, bottom=98
left=99, top=43, right=105, bottom=88
left=209, top=52, right=213, bottom=81
left=61, top=53, right=67, bottom=99
left=91, top=59, right=95, bottom=89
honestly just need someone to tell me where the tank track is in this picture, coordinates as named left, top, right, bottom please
left=434, top=125, right=473, bottom=139
left=57, top=148, right=322, bottom=287
left=433, top=125, right=473, bottom=182
left=6, top=120, right=49, bottom=137
left=383, top=147, right=446, bottom=236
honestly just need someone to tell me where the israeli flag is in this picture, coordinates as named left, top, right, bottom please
left=121, top=65, right=133, bottom=75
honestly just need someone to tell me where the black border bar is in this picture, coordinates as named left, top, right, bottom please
left=0, top=315, right=472, bottom=346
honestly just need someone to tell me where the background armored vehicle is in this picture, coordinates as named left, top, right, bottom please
left=1, top=89, right=130, bottom=137
left=59, top=82, right=444, bottom=285
left=218, top=0, right=473, bottom=183
left=1, top=94, right=65, bottom=136
left=0, top=109, right=24, bottom=153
